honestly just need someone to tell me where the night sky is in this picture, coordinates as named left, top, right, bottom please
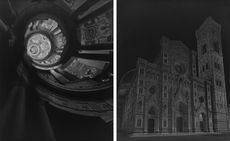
left=118, top=0, right=230, bottom=103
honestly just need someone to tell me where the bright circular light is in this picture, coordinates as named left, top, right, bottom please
left=25, top=17, right=67, bottom=69
left=27, top=33, right=52, bottom=60
left=29, top=45, right=40, bottom=55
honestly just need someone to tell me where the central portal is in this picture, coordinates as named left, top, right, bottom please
left=148, top=119, right=155, bottom=133
left=176, top=117, right=183, bottom=132
left=200, top=112, right=207, bottom=132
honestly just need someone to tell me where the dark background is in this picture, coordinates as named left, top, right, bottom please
left=118, top=0, right=230, bottom=103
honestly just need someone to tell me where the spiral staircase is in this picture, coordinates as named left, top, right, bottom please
left=0, top=0, right=113, bottom=120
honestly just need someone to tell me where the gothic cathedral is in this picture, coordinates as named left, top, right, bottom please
left=119, top=17, right=229, bottom=134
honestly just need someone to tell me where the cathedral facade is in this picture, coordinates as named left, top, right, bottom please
left=119, top=17, right=229, bottom=134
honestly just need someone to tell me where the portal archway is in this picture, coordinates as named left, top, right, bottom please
left=199, top=112, right=207, bottom=132
left=176, top=102, right=188, bottom=132
left=148, top=106, right=158, bottom=133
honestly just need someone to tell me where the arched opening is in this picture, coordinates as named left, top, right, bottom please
left=199, top=112, right=207, bottom=132
left=176, top=117, right=183, bottom=132
left=148, top=106, right=157, bottom=133
left=137, top=100, right=142, bottom=113
left=214, top=41, right=220, bottom=54
left=148, top=119, right=155, bottom=133
left=202, top=44, right=207, bottom=54
left=176, top=102, right=188, bottom=132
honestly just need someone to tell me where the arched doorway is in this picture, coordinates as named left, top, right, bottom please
left=148, top=119, right=155, bottom=133
left=148, top=106, right=157, bottom=133
left=176, top=102, right=188, bottom=132
left=199, top=112, right=207, bottom=132
left=176, top=117, right=183, bottom=132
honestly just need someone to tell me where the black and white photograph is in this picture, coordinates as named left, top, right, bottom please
left=0, top=0, right=113, bottom=141
left=118, top=0, right=230, bottom=141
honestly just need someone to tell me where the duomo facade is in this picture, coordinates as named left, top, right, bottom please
left=119, top=17, right=230, bottom=134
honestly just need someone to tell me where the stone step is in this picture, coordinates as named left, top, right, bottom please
left=130, top=132, right=222, bottom=137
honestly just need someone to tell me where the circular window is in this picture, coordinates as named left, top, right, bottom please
left=148, top=107, right=156, bottom=115
left=174, top=63, right=186, bottom=74
left=149, top=85, right=156, bottom=94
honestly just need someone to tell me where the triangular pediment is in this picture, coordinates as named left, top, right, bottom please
left=196, top=17, right=221, bottom=35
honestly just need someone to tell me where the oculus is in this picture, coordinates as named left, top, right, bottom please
left=149, top=85, right=156, bottom=94
left=174, top=62, right=186, bottom=74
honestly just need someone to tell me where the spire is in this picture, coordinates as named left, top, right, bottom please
left=196, top=17, right=221, bottom=35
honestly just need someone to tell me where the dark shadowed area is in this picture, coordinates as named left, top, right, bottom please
left=118, top=0, right=230, bottom=103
